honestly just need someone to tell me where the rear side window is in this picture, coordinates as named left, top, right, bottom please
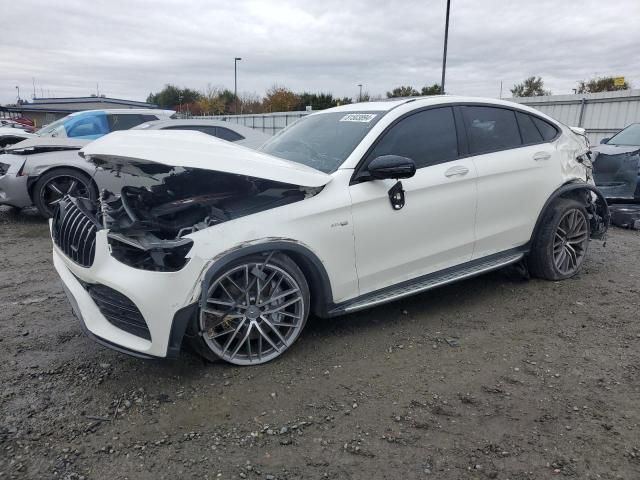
left=108, top=114, right=151, bottom=132
left=216, top=127, right=244, bottom=142
left=531, top=117, right=558, bottom=141
left=463, top=106, right=521, bottom=154
left=516, top=112, right=543, bottom=144
left=367, top=107, right=458, bottom=169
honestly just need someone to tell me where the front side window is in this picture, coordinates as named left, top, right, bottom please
left=366, top=107, right=458, bottom=169
left=604, top=123, right=640, bottom=146
left=463, top=106, right=521, bottom=154
left=65, top=113, right=109, bottom=138
left=260, top=111, right=384, bottom=173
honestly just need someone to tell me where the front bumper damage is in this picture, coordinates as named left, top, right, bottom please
left=53, top=227, right=204, bottom=358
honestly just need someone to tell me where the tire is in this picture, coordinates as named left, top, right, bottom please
left=529, top=198, right=590, bottom=281
left=32, top=168, right=97, bottom=218
left=192, top=253, right=310, bottom=365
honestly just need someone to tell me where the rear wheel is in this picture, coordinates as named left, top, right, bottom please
left=193, top=253, right=310, bottom=365
left=33, top=168, right=97, bottom=218
left=529, top=198, right=590, bottom=280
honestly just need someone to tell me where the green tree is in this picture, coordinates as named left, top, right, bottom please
left=421, top=83, right=442, bottom=95
left=576, top=76, right=630, bottom=93
left=510, top=77, right=551, bottom=97
left=146, top=84, right=201, bottom=109
left=386, top=86, right=420, bottom=98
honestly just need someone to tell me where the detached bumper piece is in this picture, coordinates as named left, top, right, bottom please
left=83, top=282, right=152, bottom=341
left=52, top=196, right=100, bottom=268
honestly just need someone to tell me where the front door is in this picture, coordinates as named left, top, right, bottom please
left=349, top=107, right=478, bottom=296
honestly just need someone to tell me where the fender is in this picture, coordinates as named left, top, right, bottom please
left=199, top=239, right=335, bottom=318
left=530, top=182, right=610, bottom=244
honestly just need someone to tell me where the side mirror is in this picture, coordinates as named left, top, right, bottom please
left=367, top=155, right=416, bottom=180
left=600, top=137, right=610, bottom=144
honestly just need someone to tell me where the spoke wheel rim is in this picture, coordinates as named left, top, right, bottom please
left=199, top=261, right=305, bottom=365
left=40, top=175, right=90, bottom=213
left=552, top=208, right=589, bottom=275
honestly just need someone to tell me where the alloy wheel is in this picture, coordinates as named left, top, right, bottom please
left=40, top=175, right=90, bottom=212
left=553, top=208, right=589, bottom=275
left=199, top=261, right=306, bottom=365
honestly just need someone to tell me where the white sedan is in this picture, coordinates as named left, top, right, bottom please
left=51, top=96, right=609, bottom=365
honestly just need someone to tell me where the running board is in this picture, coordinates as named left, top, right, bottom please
left=331, top=251, right=525, bottom=315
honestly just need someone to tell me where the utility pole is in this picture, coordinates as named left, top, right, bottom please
left=234, top=57, right=242, bottom=114
left=15, top=86, right=20, bottom=103
left=499, top=80, right=503, bottom=99
left=357, top=84, right=363, bottom=102
left=440, top=0, right=451, bottom=94
left=32, top=78, right=36, bottom=99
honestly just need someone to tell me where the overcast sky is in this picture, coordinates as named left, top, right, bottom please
left=2, top=0, right=639, bottom=105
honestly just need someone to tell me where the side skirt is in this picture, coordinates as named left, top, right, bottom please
left=326, top=247, right=528, bottom=316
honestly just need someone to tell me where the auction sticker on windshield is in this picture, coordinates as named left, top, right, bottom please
left=340, top=113, right=377, bottom=123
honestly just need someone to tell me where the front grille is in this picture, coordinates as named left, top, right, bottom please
left=85, top=283, right=151, bottom=340
left=52, top=197, right=99, bottom=267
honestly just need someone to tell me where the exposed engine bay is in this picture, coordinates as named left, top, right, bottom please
left=94, top=167, right=318, bottom=271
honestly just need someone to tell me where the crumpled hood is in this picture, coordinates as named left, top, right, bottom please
left=81, top=130, right=331, bottom=188
left=4, top=136, right=89, bottom=152
left=591, top=144, right=640, bottom=156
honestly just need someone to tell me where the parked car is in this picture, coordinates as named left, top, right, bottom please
left=0, top=109, right=173, bottom=216
left=35, top=108, right=174, bottom=139
left=0, top=126, right=34, bottom=148
left=133, top=119, right=270, bottom=149
left=51, top=96, right=609, bottom=365
left=591, top=123, right=640, bottom=201
left=0, top=119, right=35, bottom=133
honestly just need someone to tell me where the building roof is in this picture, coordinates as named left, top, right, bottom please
left=4, top=96, right=158, bottom=113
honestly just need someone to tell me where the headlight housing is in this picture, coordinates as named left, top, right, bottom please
left=108, top=234, right=193, bottom=272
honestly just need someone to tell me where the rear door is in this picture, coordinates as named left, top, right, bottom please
left=461, top=106, right=562, bottom=258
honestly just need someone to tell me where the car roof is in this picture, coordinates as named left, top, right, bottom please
left=68, top=108, right=175, bottom=117
left=324, top=95, right=560, bottom=125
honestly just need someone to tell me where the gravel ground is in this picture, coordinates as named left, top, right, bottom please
left=0, top=205, right=639, bottom=480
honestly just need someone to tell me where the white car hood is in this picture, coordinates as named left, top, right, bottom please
left=81, top=130, right=331, bottom=188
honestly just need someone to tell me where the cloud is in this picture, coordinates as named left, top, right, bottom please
left=2, top=0, right=639, bottom=104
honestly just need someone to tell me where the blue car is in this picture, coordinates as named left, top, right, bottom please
left=36, top=108, right=174, bottom=140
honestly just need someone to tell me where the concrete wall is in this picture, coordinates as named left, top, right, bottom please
left=511, top=89, right=640, bottom=144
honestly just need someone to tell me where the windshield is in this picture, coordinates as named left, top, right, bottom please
left=606, top=124, right=640, bottom=146
left=37, top=117, right=67, bottom=137
left=259, top=111, right=384, bottom=173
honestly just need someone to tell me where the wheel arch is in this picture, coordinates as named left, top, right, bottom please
left=26, top=165, right=98, bottom=201
left=530, top=181, right=610, bottom=244
left=199, top=239, right=334, bottom=318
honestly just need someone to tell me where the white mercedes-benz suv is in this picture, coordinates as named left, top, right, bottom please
left=51, top=96, right=609, bottom=365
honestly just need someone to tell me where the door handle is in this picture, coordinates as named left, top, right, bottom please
left=533, top=152, right=551, bottom=161
left=444, top=165, right=469, bottom=178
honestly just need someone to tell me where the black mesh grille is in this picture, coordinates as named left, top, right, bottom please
left=52, top=197, right=99, bottom=268
left=85, top=283, right=151, bottom=340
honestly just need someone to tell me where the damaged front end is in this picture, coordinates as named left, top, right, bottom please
left=55, top=129, right=332, bottom=272
left=99, top=168, right=313, bottom=271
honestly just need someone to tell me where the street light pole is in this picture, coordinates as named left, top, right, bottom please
left=234, top=57, right=242, bottom=114
left=440, top=0, right=451, bottom=94
left=357, top=84, right=363, bottom=102
left=15, top=86, right=20, bottom=103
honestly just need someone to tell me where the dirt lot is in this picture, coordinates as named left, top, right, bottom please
left=0, top=205, right=639, bottom=480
